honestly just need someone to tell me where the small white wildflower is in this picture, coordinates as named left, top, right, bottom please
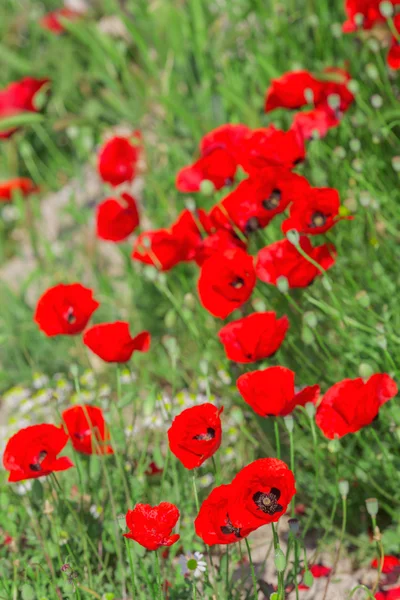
left=32, top=389, right=53, bottom=404
left=198, top=473, right=215, bottom=489
left=217, top=370, right=231, bottom=386
left=80, top=369, right=96, bottom=389
left=90, top=505, right=103, bottom=519
left=32, top=372, right=49, bottom=389
left=143, top=414, right=164, bottom=430
left=4, top=386, right=31, bottom=407
left=178, top=552, right=207, bottom=578
left=119, top=368, right=136, bottom=384
left=99, top=384, right=111, bottom=398
left=14, top=481, right=33, bottom=496
left=221, top=447, right=235, bottom=463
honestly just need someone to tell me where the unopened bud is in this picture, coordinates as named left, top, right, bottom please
left=380, top=1, right=394, bottom=17
left=392, top=156, right=400, bottom=172
left=286, top=229, right=300, bottom=246
left=327, top=94, right=341, bottom=111
left=69, top=364, right=79, bottom=378
left=117, top=514, right=126, bottom=531
left=276, top=276, right=289, bottom=294
left=274, top=547, right=286, bottom=572
left=305, top=402, right=316, bottom=419
left=183, top=292, right=195, bottom=308
left=284, top=415, right=294, bottom=433
left=339, top=479, right=349, bottom=498
left=354, top=12, right=364, bottom=26
left=304, top=88, right=314, bottom=104
left=200, top=179, right=215, bottom=195
left=358, top=362, right=373, bottom=379
left=288, top=518, right=300, bottom=536
left=366, top=498, right=379, bottom=517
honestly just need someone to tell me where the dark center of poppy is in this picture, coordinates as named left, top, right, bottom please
left=262, top=189, right=281, bottom=210
left=65, top=307, right=76, bottom=324
left=74, top=432, right=87, bottom=441
left=220, top=514, right=242, bottom=538
left=225, top=177, right=234, bottom=186
left=29, top=450, right=48, bottom=472
left=310, top=211, right=327, bottom=228
left=245, top=217, right=259, bottom=233
left=193, top=427, right=215, bottom=441
left=253, top=488, right=283, bottom=515
left=230, top=277, right=245, bottom=289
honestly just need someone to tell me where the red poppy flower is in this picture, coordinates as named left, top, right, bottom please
left=342, top=0, right=400, bottom=32
left=34, top=283, right=99, bottom=336
left=194, top=484, right=258, bottom=546
left=318, top=67, right=355, bottom=116
left=265, top=70, right=325, bottom=112
left=0, top=178, right=38, bottom=202
left=96, top=192, right=139, bottom=242
left=371, top=556, right=400, bottom=575
left=291, top=107, right=338, bottom=142
left=3, top=424, right=73, bottom=482
left=316, top=373, right=398, bottom=439
left=195, top=229, right=247, bottom=266
left=218, top=312, right=289, bottom=363
left=388, top=16, right=400, bottom=70
left=98, top=132, right=141, bottom=187
left=375, top=588, right=400, bottom=600
left=239, top=126, right=306, bottom=176
left=299, top=564, right=332, bottom=590
left=145, top=462, right=163, bottom=476
left=168, top=403, right=223, bottom=470
left=132, top=209, right=210, bottom=270
left=123, top=502, right=180, bottom=551
left=282, top=187, right=350, bottom=235
left=256, top=237, right=336, bottom=288
left=0, top=77, right=50, bottom=139
left=62, top=405, right=113, bottom=455
left=198, top=247, right=256, bottom=319
left=40, top=8, right=83, bottom=34
left=176, top=124, right=250, bottom=192
left=237, top=366, right=319, bottom=417
left=230, top=458, right=296, bottom=528
left=83, top=321, right=150, bottom=363
left=209, top=169, right=310, bottom=234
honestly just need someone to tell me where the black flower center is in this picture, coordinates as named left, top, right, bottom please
left=245, top=217, right=259, bottom=233
left=225, top=177, right=234, bottom=186
left=253, top=488, right=283, bottom=515
left=262, top=189, right=281, bottom=210
left=29, top=450, right=48, bottom=472
left=74, top=432, right=87, bottom=441
left=220, top=514, right=242, bottom=538
left=193, top=427, right=215, bottom=441
left=65, top=307, right=76, bottom=324
left=311, top=211, right=327, bottom=228
left=230, top=277, right=245, bottom=289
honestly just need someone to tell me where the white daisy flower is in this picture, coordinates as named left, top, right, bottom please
left=90, top=505, right=103, bottom=519
left=119, top=368, right=136, bottom=384
left=178, top=552, right=207, bottom=578
left=4, top=386, right=31, bottom=407
left=198, top=473, right=215, bottom=488
left=80, top=369, right=96, bottom=389
left=32, top=372, right=49, bottom=389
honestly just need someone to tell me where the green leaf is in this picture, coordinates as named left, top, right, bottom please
left=21, top=584, right=35, bottom=600
left=0, top=112, right=45, bottom=132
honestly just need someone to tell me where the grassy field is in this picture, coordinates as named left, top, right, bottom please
left=0, top=1, right=400, bottom=599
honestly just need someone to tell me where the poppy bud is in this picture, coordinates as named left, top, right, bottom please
left=354, top=12, right=364, bottom=26
left=117, top=514, right=126, bottom=531
left=200, top=180, right=215, bottom=196
left=371, top=95, right=383, bottom=109
left=338, top=479, right=349, bottom=498
left=164, top=309, right=177, bottom=329
left=392, top=156, right=400, bottom=172
left=304, top=88, right=314, bottom=104
left=304, top=311, right=318, bottom=328
left=347, top=80, right=359, bottom=94
left=327, top=94, right=340, bottom=111
left=184, top=293, right=195, bottom=308
left=358, top=363, right=374, bottom=379
left=284, top=415, right=294, bottom=433
left=305, top=402, right=316, bottom=419
left=327, top=439, right=341, bottom=453
left=379, top=1, right=394, bottom=17
left=276, top=276, right=289, bottom=294
left=274, top=547, right=286, bottom=572
left=365, top=498, right=379, bottom=517
left=288, top=518, right=300, bottom=536
left=286, top=229, right=300, bottom=246
left=303, top=569, right=314, bottom=587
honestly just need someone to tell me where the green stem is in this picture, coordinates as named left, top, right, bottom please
left=225, top=544, right=230, bottom=594
left=371, top=516, right=384, bottom=595
left=274, top=420, right=281, bottom=459
left=154, top=551, right=163, bottom=600
left=302, top=418, right=320, bottom=537
left=288, top=429, right=295, bottom=517
left=322, top=495, right=347, bottom=600
left=125, top=538, right=137, bottom=599
left=244, top=538, right=258, bottom=600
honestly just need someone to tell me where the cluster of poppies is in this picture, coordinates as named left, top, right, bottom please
left=343, top=0, right=400, bottom=70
